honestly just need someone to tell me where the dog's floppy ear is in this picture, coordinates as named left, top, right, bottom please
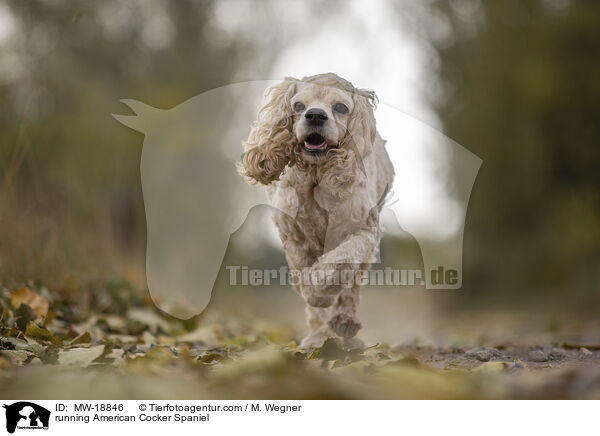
left=341, top=88, right=377, bottom=159
left=238, top=78, right=299, bottom=185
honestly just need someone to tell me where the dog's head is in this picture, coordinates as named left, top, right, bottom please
left=239, top=73, right=377, bottom=185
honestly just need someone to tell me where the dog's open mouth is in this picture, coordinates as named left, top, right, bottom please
left=303, top=133, right=328, bottom=153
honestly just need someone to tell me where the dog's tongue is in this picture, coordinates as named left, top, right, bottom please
left=304, top=140, right=326, bottom=150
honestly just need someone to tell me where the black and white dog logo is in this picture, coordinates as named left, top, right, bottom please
left=3, top=402, right=50, bottom=433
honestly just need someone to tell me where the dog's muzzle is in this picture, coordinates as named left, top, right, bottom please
left=302, top=131, right=338, bottom=155
left=304, top=133, right=327, bottom=153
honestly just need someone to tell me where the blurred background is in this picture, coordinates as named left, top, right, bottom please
left=1, top=0, right=599, bottom=345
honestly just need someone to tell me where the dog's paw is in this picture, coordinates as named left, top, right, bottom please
left=305, top=294, right=334, bottom=308
left=299, top=333, right=329, bottom=350
left=329, top=314, right=362, bottom=338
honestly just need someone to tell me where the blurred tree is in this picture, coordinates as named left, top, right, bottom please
left=421, top=0, right=600, bottom=302
left=0, top=0, right=285, bottom=284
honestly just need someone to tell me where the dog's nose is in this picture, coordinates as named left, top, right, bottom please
left=304, top=108, right=328, bottom=126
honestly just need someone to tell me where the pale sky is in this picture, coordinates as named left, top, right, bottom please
left=261, top=0, right=465, bottom=240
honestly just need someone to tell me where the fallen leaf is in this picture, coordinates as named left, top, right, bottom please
left=69, top=331, right=91, bottom=346
left=58, top=346, right=105, bottom=367
left=127, top=308, right=171, bottom=334
left=10, top=288, right=49, bottom=323
left=2, top=336, right=31, bottom=350
left=25, top=323, right=62, bottom=345
left=197, top=352, right=224, bottom=364
left=318, top=338, right=364, bottom=362
left=0, top=349, right=31, bottom=365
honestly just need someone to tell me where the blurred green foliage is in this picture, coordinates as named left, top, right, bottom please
left=423, top=0, right=600, bottom=301
left=0, top=0, right=284, bottom=284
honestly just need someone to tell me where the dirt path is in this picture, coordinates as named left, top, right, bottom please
left=2, top=286, right=599, bottom=399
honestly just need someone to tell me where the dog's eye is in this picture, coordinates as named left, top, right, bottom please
left=293, top=102, right=305, bottom=112
left=333, top=103, right=349, bottom=114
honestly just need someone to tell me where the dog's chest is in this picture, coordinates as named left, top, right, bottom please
left=294, top=182, right=329, bottom=244
left=269, top=171, right=333, bottom=251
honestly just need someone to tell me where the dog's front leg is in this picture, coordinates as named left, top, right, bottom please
left=303, top=207, right=381, bottom=303
left=302, top=189, right=381, bottom=343
left=329, top=285, right=363, bottom=342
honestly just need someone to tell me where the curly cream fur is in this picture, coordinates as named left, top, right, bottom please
left=238, top=79, right=300, bottom=185
left=240, top=73, right=394, bottom=348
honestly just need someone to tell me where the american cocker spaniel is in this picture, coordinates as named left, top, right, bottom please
left=239, top=73, right=394, bottom=348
